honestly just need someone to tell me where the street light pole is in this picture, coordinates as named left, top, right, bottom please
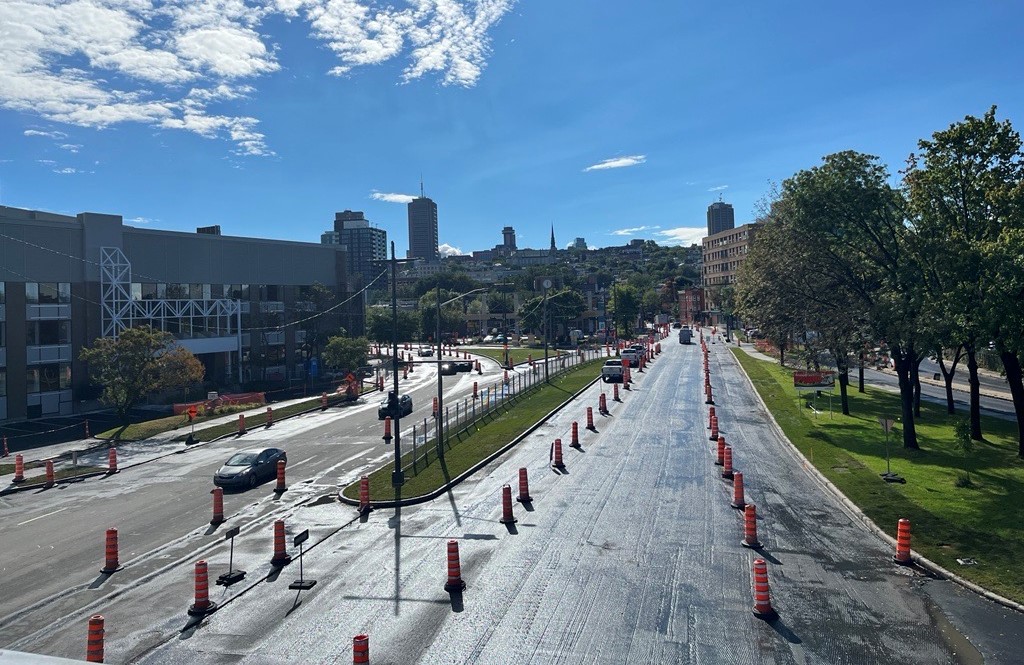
left=436, top=281, right=443, bottom=460
left=543, top=286, right=550, bottom=383
left=389, top=242, right=403, bottom=489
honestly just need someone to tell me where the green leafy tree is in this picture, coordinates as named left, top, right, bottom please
left=365, top=307, right=420, bottom=343
left=905, top=106, right=1024, bottom=447
left=609, top=285, right=640, bottom=338
left=80, top=326, right=204, bottom=421
left=953, top=419, right=974, bottom=487
left=322, top=336, right=369, bottom=373
left=418, top=290, right=468, bottom=341
left=161, top=346, right=206, bottom=402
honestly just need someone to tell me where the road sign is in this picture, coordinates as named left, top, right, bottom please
left=345, top=372, right=356, bottom=384
left=309, top=357, right=319, bottom=378
left=293, top=529, right=309, bottom=547
left=188, top=405, right=198, bottom=420
left=877, top=417, right=895, bottom=434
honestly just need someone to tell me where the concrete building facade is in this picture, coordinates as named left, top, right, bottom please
left=0, top=205, right=358, bottom=423
left=701, top=222, right=759, bottom=322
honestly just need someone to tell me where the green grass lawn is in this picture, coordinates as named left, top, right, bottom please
left=94, top=387, right=379, bottom=444
left=732, top=349, right=1024, bottom=604
left=342, top=359, right=603, bottom=501
left=13, top=465, right=106, bottom=487
left=471, top=347, right=567, bottom=367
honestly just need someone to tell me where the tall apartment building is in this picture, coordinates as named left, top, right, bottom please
left=701, top=222, right=759, bottom=324
left=502, top=226, right=517, bottom=253
left=707, top=200, right=735, bottom=236
left=321, top=210, right=387, bottom=291
left=407, top=191, right=438, bottom=262
left=0, top=205, right=359, bottom=422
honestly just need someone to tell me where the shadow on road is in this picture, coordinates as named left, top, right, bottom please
left=448, top=589, right=465, bottom=613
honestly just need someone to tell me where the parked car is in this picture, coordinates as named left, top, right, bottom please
left=455, top=360, right=474, bottom=372
left=482, top=335, right=495, bottom=343
left=417, top=346, right=434, bottom=356
left=214, top=448, right=287, bottom=490
left=378, top=393, right=413, bottom=420
left=440, top=362, right=458, bottom=376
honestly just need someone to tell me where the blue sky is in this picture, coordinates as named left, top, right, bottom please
left=2, top=1, right=1022, bottom=254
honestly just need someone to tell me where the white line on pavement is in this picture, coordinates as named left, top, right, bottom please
left=17, top=507, right=68, bottom=526
left=288, top=455, right=317, bottom=470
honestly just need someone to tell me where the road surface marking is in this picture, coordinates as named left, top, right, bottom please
left=289, top=455, right=317, bottom=470
left=18, top=507, right=68, bottom=526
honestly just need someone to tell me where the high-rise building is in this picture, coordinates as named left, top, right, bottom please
left=407, top=185, right=438, bottom=261
left=321, top=210, right=387, bottom=291
left=572, top=237, right=587, bottom=250
left=707, top=200, right=735, bottom=236
left=502, top=226, right=516, bottom=252
left=701, top=222, right=760, bottom=324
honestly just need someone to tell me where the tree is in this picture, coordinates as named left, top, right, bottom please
left=365, top=307, right=420, bottom=343
left=323, top=336, right=369, bottom=373
left=419, top=289, right=467, bottom=340
left=609, top=285, right=640, bottom=337
left=161, top=346, right=206, bottom=402
left=779, top=151, right=926, bottom=446
left=79, top=326, right=204, bottom=421
left=297, top=282, right=336, bottom=368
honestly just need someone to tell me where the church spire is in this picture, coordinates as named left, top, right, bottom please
left=549, top=224, right=556, bottom=253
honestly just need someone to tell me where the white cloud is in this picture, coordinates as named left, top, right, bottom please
left=583, top=155, right=647, bottom=172
left=2, top=1, right=513, bottom=156
left=53, top=167, right=79, bottom=174
left=36, top=159, right=56, bottom=165
left=708, top=185, right=728, bottom=192
left=59, top=144, right=82, bottom=153
left=439, top=243, right=463, bottom=256
left=370, top=190, right=415, bottom=203
left=127, top=216, right=153, bottom=224
left=656, top=227, right=705, bottom=246
left=610, top=225, right=660, bottom=237
left=24, top=129, right=68, bottom=139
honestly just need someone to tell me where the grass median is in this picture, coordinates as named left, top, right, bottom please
left=342, top=358, right=603, bottom=501
left=96, top=389, right=375, bottom=444
left=732, top=348, right=1024, bottom=604
left=471, top=347, right=567, bottom=367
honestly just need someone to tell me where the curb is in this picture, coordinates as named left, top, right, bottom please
left=728, top=347, right=1024, bottom=615
left=0, top=393, right=373, bottom=496
left=0, top=469, right=111, bottom=496
left=339, top=364, right=606, bottom=508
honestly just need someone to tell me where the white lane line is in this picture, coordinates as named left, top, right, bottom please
left=288, top=455, right=317, bottom=470
left=17, top=507, right=68, bottom=526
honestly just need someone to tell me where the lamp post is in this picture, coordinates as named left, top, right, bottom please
left=541, top=279, right=552, bottom=382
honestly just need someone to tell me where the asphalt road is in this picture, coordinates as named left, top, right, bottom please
left=13, top=339, right=1019, bottom=663
left=0, top=351, right=587, bottom=654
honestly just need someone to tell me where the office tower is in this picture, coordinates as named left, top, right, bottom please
left=321, top=210, right=387, bottom=291
left=407, top=183, right=438, bottom=261
left=707, top=200, right=735, bottom=236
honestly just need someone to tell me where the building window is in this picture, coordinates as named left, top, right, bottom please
left=189, top=284, right=203, bottom=299
left=210, top=284, right=224, bottom=298
left=131, top=283, right=142, bottom=300
left=26, top=283, right=71, bottom=304
left=0, top=282, right=5, bottom=303
left=0, top=321, right=5, bottom=347
left=0, top=368, right=5, bottom=396
left=27, top=320, right=71, bottom=346
left=27, top=363, right=71, bottom=393
left=167, top=283, right=187, bottom=299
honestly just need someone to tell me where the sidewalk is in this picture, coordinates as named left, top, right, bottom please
left=731, top=334, right=1013, bottom=401
left=0, top=393, right=329, bottom=488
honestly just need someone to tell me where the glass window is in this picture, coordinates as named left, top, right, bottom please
left=240, top=284, right=250, bottom=299
left=202, top=284, right=212, bottom=299
left=210, top=284, right=224, bottom=298
left=131, top=283, right=142, bottom=300
left=27, top=321, right=70, bottom=345
left=157, top=283, right=167, bottom=298
left=167, top=284, right=187, bottom=299
left=141, top=283, right=157, bottom=300
left=25, top=282, right=38, bottom=303
left=190, top=283, right=203, bottom=299
left=0, top=282, right=5, bottom=304
left=27, top=363, right=71, bottom=393
left=38, top=283, right=60, bottom=304
left=0, top=368, right=5, bottom=396
left=0, top=321, right=5, bottom=347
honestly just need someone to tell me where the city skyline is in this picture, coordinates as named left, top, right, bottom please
left=1, top=2, right=1022, bottom=255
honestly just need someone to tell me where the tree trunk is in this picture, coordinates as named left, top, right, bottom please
left=838, top=366, right=850, bottom=415
left=779, top=342, right=786, bottom=367
left=893, top=347, right=919, bottom=449
left=858, top=351, right=865, bottom=393
left=911, top=357, right=922, bottom=418
left=936, top=344, right=964, bottom=416
left=1000, top=351, right=1024, bottom=458
left=966, top=345, right=983, bottom=440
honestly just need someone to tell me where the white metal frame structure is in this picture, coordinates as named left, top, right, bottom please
left=100, top=247, right=243, bottom=380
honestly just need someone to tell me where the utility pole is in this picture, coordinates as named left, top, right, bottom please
left=436, top=281, right=443, bottom=461
left=389, top=242, right=403, bottom=490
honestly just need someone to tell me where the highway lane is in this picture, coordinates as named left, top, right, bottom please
left=0, top=351, right=587, bottom=649
left=36, top=338, right=1018, bottom=664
